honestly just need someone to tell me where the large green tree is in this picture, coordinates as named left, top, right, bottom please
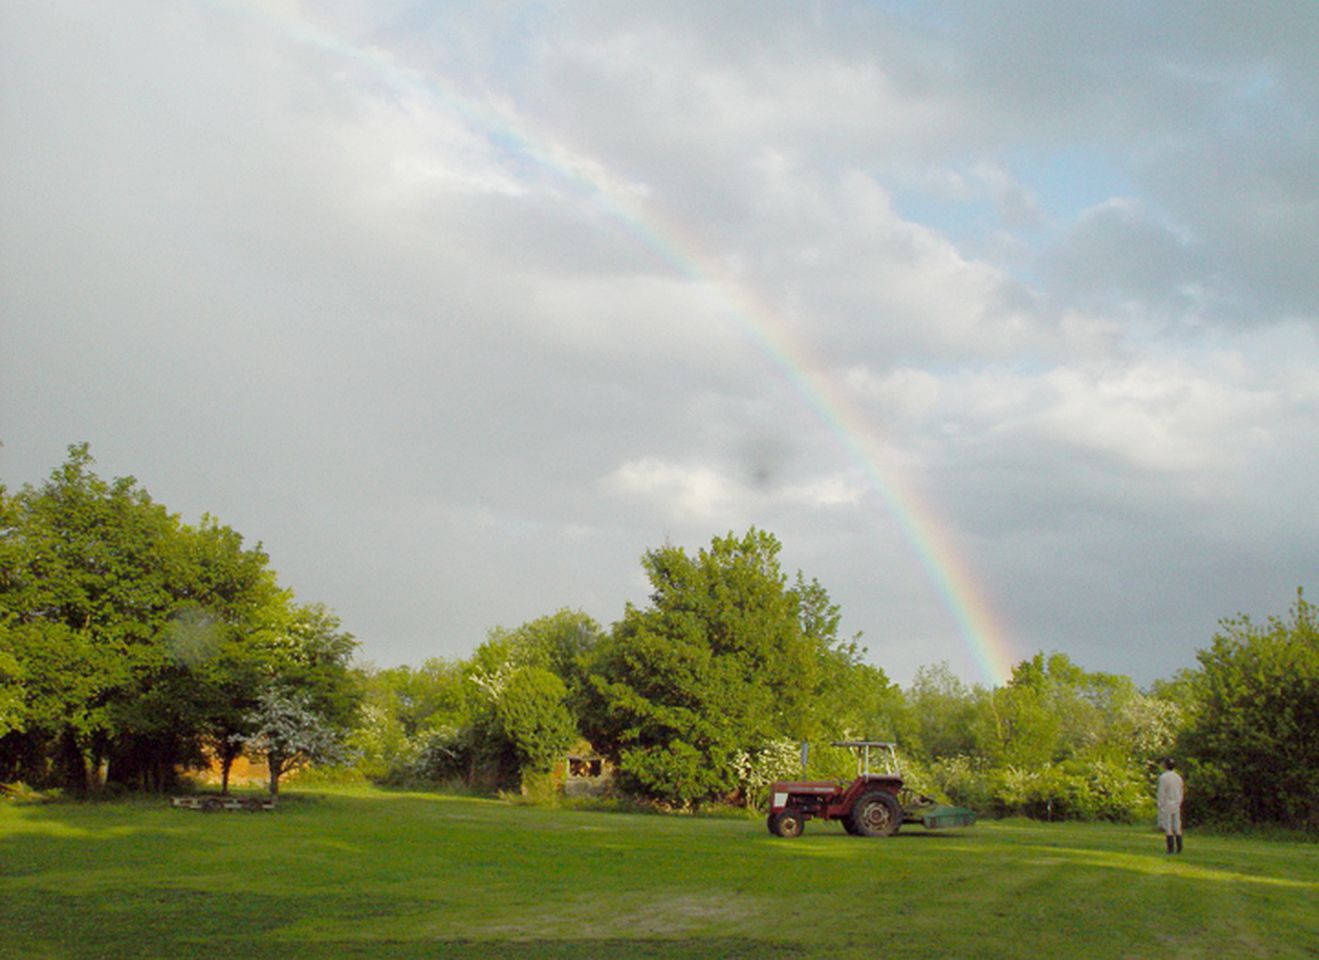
left=111, top=515, right=290, bottom=792
left=971, top=653, right=1138, bottom=767
left=0, top=444, right=358, bottom=793
left=0, top=488, right=23, bottom=739
left=0, top=445, right=180, bottom=789
left=449, top=612, right=597, bottom=789
left=584, top=529, right=832, bottom=807
left=1177, top=589, right=1318, bottom=829
left=262, top=601, right=361, bottom=731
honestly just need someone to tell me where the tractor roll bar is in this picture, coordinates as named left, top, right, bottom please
left=830, top=741, right=901, bottom=777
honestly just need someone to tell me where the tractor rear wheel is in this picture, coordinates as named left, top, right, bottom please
left=768, top=809, right=804, bottom=838
left=849, top=790, right=901, bottom=837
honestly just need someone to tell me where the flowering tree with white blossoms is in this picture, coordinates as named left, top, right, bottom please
left=236, top=687, right=353, bottom=795
left=733, top=739, right=802, bottom=809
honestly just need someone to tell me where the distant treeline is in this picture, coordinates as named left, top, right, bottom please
left=2, top=446, right=1315, bottom=830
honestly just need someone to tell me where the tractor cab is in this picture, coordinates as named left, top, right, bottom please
left=836, top=739, right=902, bottom=779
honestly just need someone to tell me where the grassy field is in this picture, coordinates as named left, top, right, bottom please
left=2, top=785, right=1315, bottom=959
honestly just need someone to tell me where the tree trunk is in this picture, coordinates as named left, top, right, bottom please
left=267, top=752, right=283, bottom=796
left=59, top=728, right=89, bottom=795
left=87, top=736, right=108, bottom=793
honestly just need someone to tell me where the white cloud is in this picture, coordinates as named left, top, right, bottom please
left=602, top=456, right=866, bottom=527
left=1028, top=363, right=1277, bottom=476
left=604, top=458, right=736, bottom=524
left=779, top=475, right=866, bottom=509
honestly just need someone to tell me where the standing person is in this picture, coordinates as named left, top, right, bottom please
left=1157, top=758, right=1185, bottom=854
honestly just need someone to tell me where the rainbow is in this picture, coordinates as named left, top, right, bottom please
left=219, top=0, right=1018, bottom=685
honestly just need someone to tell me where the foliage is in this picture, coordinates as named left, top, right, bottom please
left=1062, top=753, right=1154, bottom=822
left=732, top=738, right=801, bottom=809
left=346, top=701, right=412, bottom=781
left=363, top=612, right=599, bottom=791
left=492, top=666, right=577, bottom=775
left=898, top=662, right=983, bottom=759
left=0, top=445, right=181, bottom=790
left=479, top=609, right=604, bottom=712
left=397, top=725, right=473, bottom=785
left=928, top=754, right=995, bottom=813
left=0, top=643, right=24, bottom=740
left=899, top=654, right=1164, bottom=822
left=5, top=445, right=1312, bottom=830
left=351, top=658, right=474, bottom=780
left=0, top=444, right=358, bottom=794
left=584, top=529, right=833, bottom=807
left=1114, top=691, right=1183, bottom=769
left=972, top=653, right=1140, bottom=766
left=235, top=687, right=354, bottom=795
left=1176, top=589, right=1319, bottom=829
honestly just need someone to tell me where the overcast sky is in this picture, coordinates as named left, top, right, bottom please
left=2, top=1, right=1315, bottom=687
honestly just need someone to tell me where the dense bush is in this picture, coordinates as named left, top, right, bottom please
left=492, top=667, right=577, bottom=776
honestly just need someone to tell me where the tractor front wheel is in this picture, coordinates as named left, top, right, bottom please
left=849, top=790, right=902, bottom=837
left=768, top=809, right=804, bottom=838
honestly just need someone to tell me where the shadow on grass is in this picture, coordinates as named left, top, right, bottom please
left=1003, top=844, right=1319, bottom=889
left=2, top=882, right=802, bottom=960
left=200, top=938, right=809, bottom=960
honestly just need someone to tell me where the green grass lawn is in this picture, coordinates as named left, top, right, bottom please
left=2, top=785, right=1315, bottom=959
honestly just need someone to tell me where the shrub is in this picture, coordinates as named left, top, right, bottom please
left=617, top=740, right=728, bottom=810
left=733, top=739, right=801, bottom=809
left=1, top=781, right=61, bottom=804
left=1054, top=757, right=1151, bottom=822
left=929, top=755, right=994, bottom=813
left=493, top=667, right=577, bottom=776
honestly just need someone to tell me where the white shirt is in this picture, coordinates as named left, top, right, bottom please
left=1157, top=769, right=1184, bottom=813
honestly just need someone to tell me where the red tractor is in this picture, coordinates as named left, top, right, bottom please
left=767, top=740, right=975, bottom=838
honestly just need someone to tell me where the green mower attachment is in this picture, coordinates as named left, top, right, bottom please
left=910, top=802, right=977, bottom=830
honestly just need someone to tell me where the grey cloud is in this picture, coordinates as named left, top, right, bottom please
left=1041, top=199, right=1206, bottom=316
left=3, top=0, right=1316, bottom=685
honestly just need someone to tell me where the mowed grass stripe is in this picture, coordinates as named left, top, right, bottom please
left=2, top=786, right=1316, bottom=959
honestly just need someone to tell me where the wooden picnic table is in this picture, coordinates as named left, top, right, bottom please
left=170, top=795, right=276, bottom=812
